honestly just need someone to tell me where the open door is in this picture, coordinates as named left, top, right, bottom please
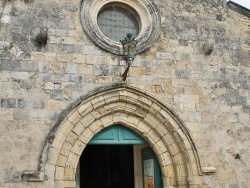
left=77, top=125, right=148, bottom=188
left=77, top=125, right=164, bottom=188
left=141, top=147, right=163, bottom=188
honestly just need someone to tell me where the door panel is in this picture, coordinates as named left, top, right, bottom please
left=89, top=125, right=147, bottom=145
left=141, top=148, right=163, bottom=188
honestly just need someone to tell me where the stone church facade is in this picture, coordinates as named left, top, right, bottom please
left=0, top=0, right=249, bottom=187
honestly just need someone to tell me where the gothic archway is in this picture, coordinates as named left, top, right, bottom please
left=22, top=84, right=216, bottom=187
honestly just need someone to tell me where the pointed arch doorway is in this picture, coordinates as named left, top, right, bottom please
left=77, top=124, right=163, bottom=188
left=22, top=85, right=216, bottom=187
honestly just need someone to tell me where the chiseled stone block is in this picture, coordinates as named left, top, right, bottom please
left=71, top=139, right=85, bottom=156
left=56, top=155, right=67, bottom=167
left=64, top=167, right=75, bottom=181
left=78, top=128, right=94, bottom=144
left=59, top=120, right=74, bottom=136
left=66, top=131, right=78, bottom=145
left=147, top=129, right=160, bottom=144
left=67, top=110, right=81, bottom=125
left=55, top=166, right=64, bottom=181
left=66, top=152, right=79, bottom=168
left=52, top=132, right=67, bottom=150
left=88, top=120, right=103, bottom=134
left=60, top=142, right=73, bottom=157
left=64, top=181, right=76, bottom=188
left=72, top=122, right=85, bottom=136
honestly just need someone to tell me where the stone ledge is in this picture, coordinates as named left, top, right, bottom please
left=21, top=171, right=44, bottom=182
left=202, top=166, right=217, bottom=174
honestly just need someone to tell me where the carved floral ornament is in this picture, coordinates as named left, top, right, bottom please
left=80, top=0, right=161, bottom=55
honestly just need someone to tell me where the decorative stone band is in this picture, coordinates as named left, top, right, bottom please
left=22, top=84, right=216, bottom=186
left=80, top=0, right=161, bottom=55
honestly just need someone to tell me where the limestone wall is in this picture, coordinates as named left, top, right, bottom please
left=0, top=0, right=249, bottom=187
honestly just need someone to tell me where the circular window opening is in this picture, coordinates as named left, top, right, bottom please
left=97, top=3, right=140, bottom=42
left=81, top=0, right=161, bottom=55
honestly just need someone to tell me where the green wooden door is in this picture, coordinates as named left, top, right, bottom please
left=89, top=124, right=147, bottom=145
left=141, top=147, right=163, bottom=188
left=82, top=125, right=163, bottom=188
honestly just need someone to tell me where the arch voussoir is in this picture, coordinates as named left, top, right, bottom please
left=39, top=85, right=211, bottom=187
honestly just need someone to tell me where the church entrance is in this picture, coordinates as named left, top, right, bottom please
left=37, top=86, right=206, bottom=187
left=76, top=125, right=163, bottom=188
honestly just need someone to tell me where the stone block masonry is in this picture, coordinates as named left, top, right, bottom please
left=0, top=0, right=250, bottom=187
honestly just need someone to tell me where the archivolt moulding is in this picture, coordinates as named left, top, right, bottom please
left=22, top=84, right=216, bottom=187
